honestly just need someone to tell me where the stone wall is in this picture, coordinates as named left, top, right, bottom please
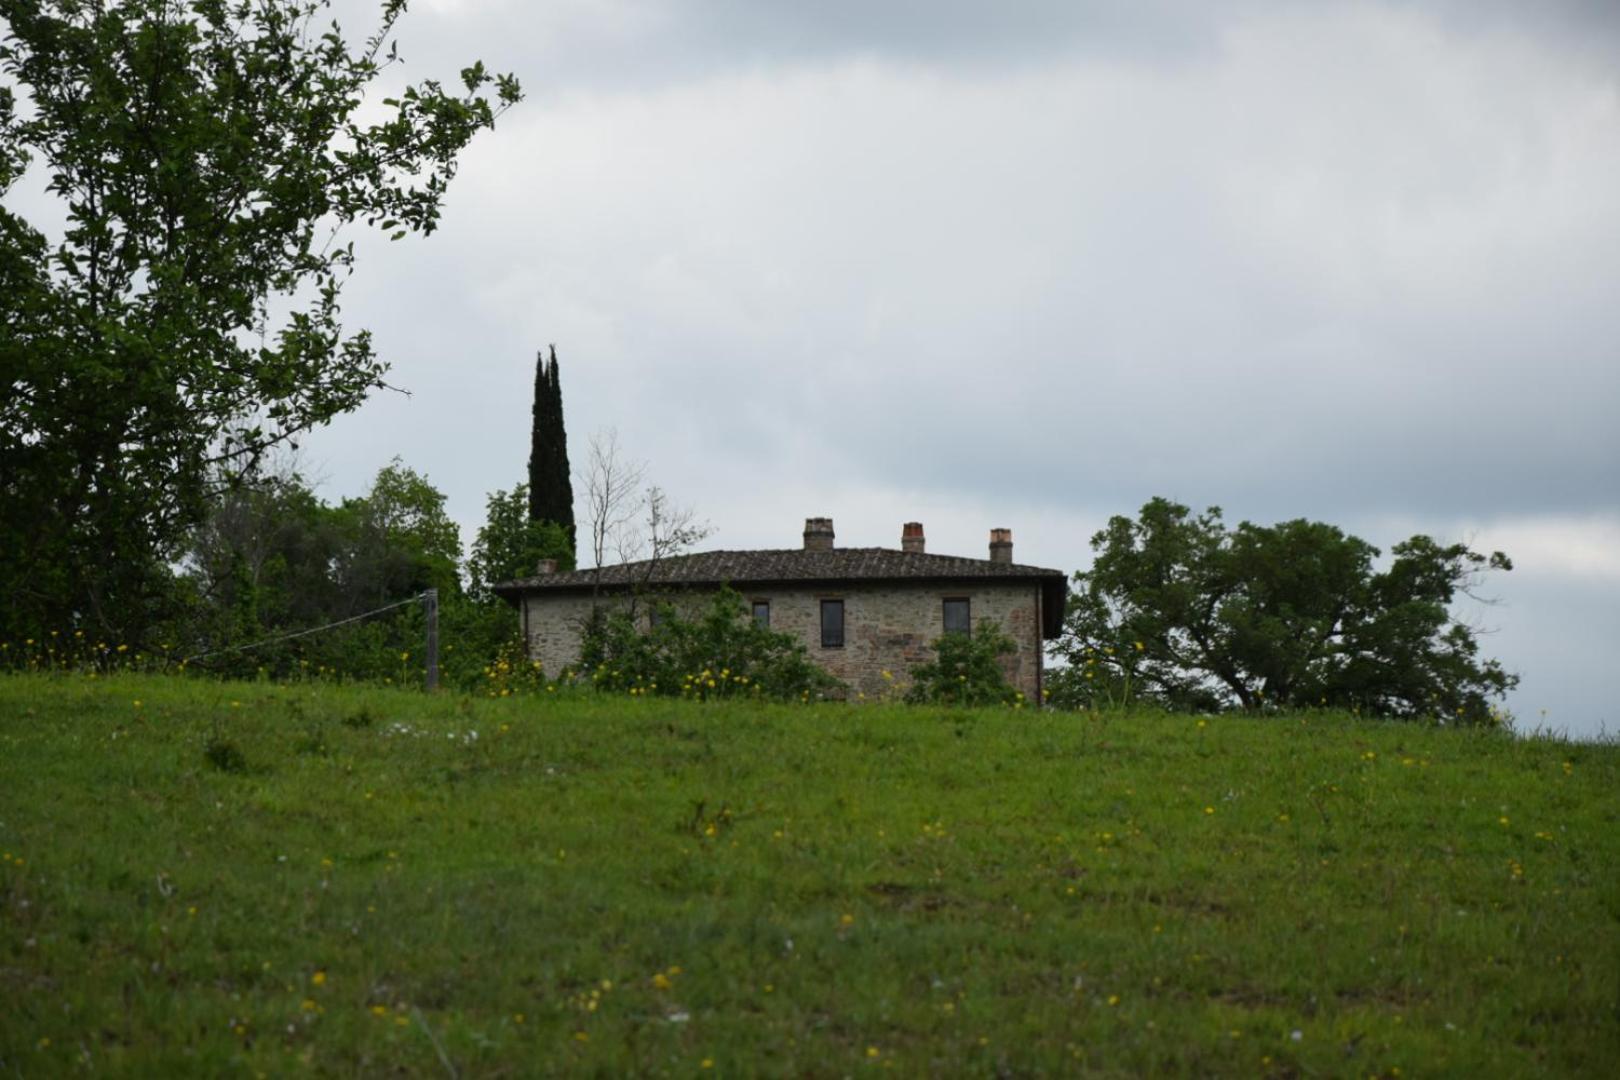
left=518, top=591, right=604, bottom=680
left=520, top=581, right=1046, bottom=701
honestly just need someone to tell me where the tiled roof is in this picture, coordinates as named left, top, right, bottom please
left=493, top=547, right=1070, bottom=635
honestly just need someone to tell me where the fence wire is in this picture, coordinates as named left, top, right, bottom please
left=181, top=593, right=427, bottom=665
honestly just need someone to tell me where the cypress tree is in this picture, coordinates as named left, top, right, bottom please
left=526, top=346, right=576, bottom=554
left=527, top=350, right=547, bottom=521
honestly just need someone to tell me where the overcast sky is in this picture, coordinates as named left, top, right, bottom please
left=312, top=0, right=1617, bottom=738
left=23, top=1, right=1618, bottom=735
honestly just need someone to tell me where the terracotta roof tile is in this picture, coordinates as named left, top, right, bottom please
left=493, top=547, right=1070, bottom=635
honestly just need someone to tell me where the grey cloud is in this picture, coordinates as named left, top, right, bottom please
left=684, top=0, right=1620, bottom=63
left=11, top=0, right=1615, bottom=732
left=281, top=0, right=1620, bottom=736
left=379, top=0, right=1620, bottom=97
left=661, top=0, right=1258, bottom=68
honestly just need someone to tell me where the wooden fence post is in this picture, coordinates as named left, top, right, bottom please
left=424, top=588, right=439, bottom=692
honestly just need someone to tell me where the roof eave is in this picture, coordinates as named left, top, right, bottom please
left=495, top=571, right=1070, bottom=637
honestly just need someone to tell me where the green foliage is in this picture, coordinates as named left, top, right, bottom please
left=0, top=0, right=519, bottom=642
left=183, top=469, right=337, bottom=639
left=582, top=587, right=842, bottom=701
left=182, top=458, right=460, bottom=612
left=905, top=620, right=1025, bottom=706
left=1, top=453, right=544, bottom=690
left=476, top=634, right=566, bottom=699
left=526, top=345, right=575, bottom=551
left=2, top=673, right=1617, bottom=1075
left=467, top=482, right=574, bottom=602
left=335, top=459, right=464, bottom=603
left=1052, top=497, right=1518, bottom=723
left=175, top=459, right=513, bottom=687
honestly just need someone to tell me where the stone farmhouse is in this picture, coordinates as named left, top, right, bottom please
left=494, top=518, right=1068, bottom=701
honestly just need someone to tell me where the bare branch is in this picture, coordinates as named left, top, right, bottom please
left=644, top=485, right=711, bottom=562
left=577, top=429, right=711, bottom=617
left=579, top=427, right=645, bottom=573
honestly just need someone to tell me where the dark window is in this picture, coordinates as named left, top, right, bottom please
left=752, top=600, right=770, bottom=627
left=943, top=597, right=971, bottom=636
left=820, top=599, right=844, bottom=648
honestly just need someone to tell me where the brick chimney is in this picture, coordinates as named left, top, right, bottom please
left=989, top=528, right=1013, bottom=564
left=901, top=522, right=925, bottom=554
left=803, top=517, right=835, bottom=552
left=536, top=558, right=558, bottom=575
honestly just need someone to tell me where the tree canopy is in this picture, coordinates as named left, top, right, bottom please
left=176, top=457, right=517, bottom=683
left=1049, top=498, right=1517, bottom=724
left=184, top=459, right=458, bottom=633
left=467, top=482, right=573, bottom=603
left=0, top=0, right=519, bottom=640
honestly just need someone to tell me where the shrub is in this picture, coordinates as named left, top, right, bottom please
left=582, top=587, right=841, bottom=701
left=906, top=620, right=1024, bottom=707
left=479, top=634, right=561, bottom=698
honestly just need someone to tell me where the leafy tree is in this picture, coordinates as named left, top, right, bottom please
left=181, top=461, right=341, bottom=643
left=183, top=458, right=458, bottom=629
left=906, top=620, right=1024, bottom=706
left=0, top=0, right=519, bottom=640
left=176, top=458, right=474, bottom=679
left=1050, top=498, right=1517, bottom=724
left=468, top=482, right=574, bottom=603
left=329, top=458, right=463, bottom=609
left=526, top=345, right=575, bottom=551
left=162, top=457, right=571, bottom=688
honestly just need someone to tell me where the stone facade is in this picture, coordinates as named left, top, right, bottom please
left=519, top=579, right=1048, bottom=701
left=496, top=519, right=1068, bottom=702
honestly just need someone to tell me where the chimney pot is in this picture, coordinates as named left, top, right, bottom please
left=803, top=517, right=835, bottom=552
left=989, top=528, right=1013, bottom=564
left=901, top=521, right=926, bottom=554
left=536, top=558, right=558, bottom=575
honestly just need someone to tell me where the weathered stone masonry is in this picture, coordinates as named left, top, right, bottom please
left=495, top=519, right=1067, bottom=702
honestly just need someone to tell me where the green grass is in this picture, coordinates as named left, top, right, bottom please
left=1, top=674, right=1616, bottom=1076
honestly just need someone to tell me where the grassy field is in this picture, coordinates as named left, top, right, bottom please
left=1, top=674, right=1616, bottom=1076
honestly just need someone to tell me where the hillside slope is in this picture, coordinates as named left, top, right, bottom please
left=1, top=675, right=1615, bottom=1075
